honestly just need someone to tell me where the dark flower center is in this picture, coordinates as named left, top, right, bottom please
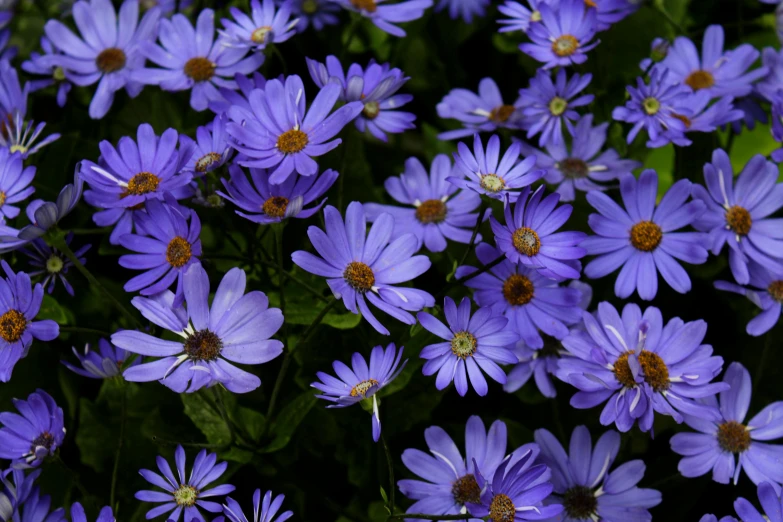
left=489, top=105, right=515, bottom=123
left=642, top=97, right=660, bottom=115
left=549, top=96, right=568, bottom=116
left=563, top=485, right=598, bottom=520
left=251, top=25, right=273, bottom=43
left=512, top=227, right=541, bottom=256
left=195, top=152, right=222, bottom=173
left=552, top=35, right=579, bottom=57
left=174, top=485, right=199, bottom=506
left=184, top=57, right=216, bottom=82
left=480, top=174, right=505, bottom=193
left=768, top=281, right=783, bottom=303
left=183, top=329, right=223, bottom=361
left=451, top=331, right=477, bottom=359
left=489, top=493, right=516, bottom=522
left=277, top=129, right=309, bottom=154
left=343, top=261, right=375, bottom=292
left=263, top=196, right=289, bottom=218
left=362, top=101, right=381, bottom=120
left=560, top=158, right=589, bottom=179
left=502, top=274, right=534, bottom=306
left=452, top=474, right=481, bottom=505
left=350, top=378, right=379, bottom=397
left=685, top=70, right=715, bottom=91
left=725, top=205, right=752, bottom=236
left=95, top=48, right=127, bottom=73
left=166, top=237, right=192, bottom=268
left=0, top=309, right=27, bottom=343
left=717, top=421, right=751, bottom=453
left=671, top=112, right=692, bottom=129
left=630, top=221, right=662, bottom=252
left=30, top=432, right=55, bottom=452
left=124, top=172, right=161, bottom=196
left=350, top=0, right=377, bottom=12
left=614, top=350, right=670, bottom=392
left=540, top=335, right=562, bottom=358
left=415, top=199, right=447, bottom=224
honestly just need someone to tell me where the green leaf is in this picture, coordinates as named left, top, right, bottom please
left=181, top=392, right=232, bottom=446
left=38, top=294, right=73, bottom=324
left=261, top=391, right=317, bottom=453
left=75, top=398, right=115, bottom=473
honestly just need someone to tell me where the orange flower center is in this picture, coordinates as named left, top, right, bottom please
left=614, top=350, right=670, bottom=392
left=95, top=48, right=127, bottom=73
left=717, top=421, right=751, bottom=453
left=0, top=309, right=27, bottom=343
left=415, top=199, right=447, bottom=224
left=263, top=196, right=289, bottom=218
left=725, top=205, right=752, bottom=236
left=277, top=129, right=309, bottom=154
left=124, top=172, right=161, bottom=196
left=630, top=221, right=662, bottom=252
left=512, top=227, right=541, bottom=256
left=343, top=261, right=375, bottom=292
left=350, top=0, right=377, bottom=12
left=489, top=494, right=516, bottom=522
left=685, top=70, right=715, bottom=91
left=552, top=35, right=579, bottom=57
left=184, top=57, right=216, bottom=82
left=489, top=105, right=515, bottom=123
left=166, top=237, right=192, bottom=267
left=502, top=274, right=534, bottom=306
left=350, top=378, right=379, bottom=397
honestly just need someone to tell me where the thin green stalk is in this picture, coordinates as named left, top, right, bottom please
left=54, top=453, right=92, bottom=500
left=386, top=514, right=473, bottom=521
left=151, top=436, right=228, bottom=449
left=755, top=324, right=778, bottom=393
left=436, top=255, right=504, bottom=299
left=267, top=44, right=288, bottom=74
left=212, top=387, right=236, bottom=445
left=60, top=326, right=112, bottom=337
left=653, top=3, right=685, bottom=35
left=274, top=224, right=287, bottom=318
left=457, top=200, right=487, bottom=268
left=380, top=433, right=395, bottom=515
left=257, top=260, right=328, bottom=302
left=340, top=15, right=362, bottom=61
left=110, top=383, right=127, bottom=510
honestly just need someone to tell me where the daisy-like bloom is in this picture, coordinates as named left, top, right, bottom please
left=291, top=202, right=434, bottom=335
left=734, top=482, right=783, bottom=522
left=671, top=362, right=783, bottom=488
left=612, top=67, right=693, bottom=147
left=582, top=169, right=708, bottom=300
left=226, top=74, right=363, bottom=184
left=219, top=0, right=299, bottom=51
left=646, top=91, right=744, bottom=148
left=450, top=134, right=545, bottom=201
left=0, top=113, right=61, bottom=158
left=490, top=186, right=586, bottom=280
left=639, top=37, right=671, bottom=71
left=519, top=114, right=640, bottom=202
left=417, top=297, right=519, bottom=396
left=398, top=416, right=515, bottom=519
left=0, top=147, right=36, bottom=220
left=535, top=425, right=661, bottom=522
left=21, top=233, right=90, bottom=296
left=40, top=0, right=161, bottom=119
left=134, top=9, right=265, bottom=111
left=311, top=343, right=406, bottom=442
left=7, top=484, right=65, bottom=522
left=435, top=0, right=488, bottom=22
left=0, top=261, right=59, bottom=382
left=0, top=468, right=42, bottom=518
left=659, top=25, right=768, bottom=98
left=496, top=0, right=548, bottom=34
left=436, top=77, right=523, bottom=140
left=136, top=445, right=236, bottom=522
left=114, top=264, right=283, bottom=393
left=331, top=0, right=433, bottom=37
left=0, top=58, right=24, bottom=119
left=280, top=0, right=339, bottom=31
left=219, top=164, right=337, bottom=225
left=70, top=503, right=113, bottom=522
left=62, top=338, right=140, bottom=379
left=22, top=36, right=73, bottom=108
left=181, top=114, right=234, bottom=176
left=118, top=198, right=202, bottom=307
left=307, top=56, right=415, bottom=142
left=558, top=301, right=728, bottom=433
left=223, top=490, right=293, bottom=522
left=0, top=390, right=65, bottom=468
left=755, top=47, right=783, bottom=103
left=588, top=0, right=638, bottom=31
left=691, top=149, right=783, bottom=286
left=517, top=68, right=594, bottom=147
left=364, top=154, right=481, bottom=252
left=715, top=263, right=783, bottom=336
left=519, top=0, right=600, bottom=69
left=209, top=71, right=267, bottom=114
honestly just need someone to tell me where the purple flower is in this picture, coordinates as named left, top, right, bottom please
left=0, top=390, right=65, bottom=468
left=279, top=0, right=339, bottom=31
left=62, top=338, right=140, bottom=379
left=118, top=198, right=201, bottom=306
left=734, top=482, right=783, bottom=522
left=558, top=301, right=728, bottom=434
left=496, top=0, right=548, bottom=34
left=690, top=149, right=783, bottom=285
left=450, top=134, right=545, bottom=200
left=332, top=0, right=433, bottom=37
left=1, top=468, right=42, bottom=518
left=756, top=47, right=783, bottom=103
left=7, top=483, right=65, bottom=522
left=639, top=37, right=671, bottom=71
left=435, top=0, right=488, bottom=22
left=226, top=74, right=363, bottom=184
left=135, top=445, right=236, bottom=522
left=70, top=503, right=114, bottom=522
left=490, top=186, right=586, bottom=280
left=22, top=36, right=73, bottom=108
left=398, top=416, right=514, bottom=520
left=307, top=56, right=415, bottom=141
left=0, top=113, right=61, bottom=159
left=517, top=68, right=594, bottom=147
left=363, top=154, right=482, bottom=252
left=417, top=297, right=518, bottom=396
left=588, top=0, right=638, bottom=31
left=40, top=0, right=161, bottom=119
left=220, top=164, right=337, bottom=225
left=660, top=25, right=768, bottom=98
left=134, top=9, right=265, bottom=111
left=671, top=362, right=783, bottom=488
left=772, top=95, right=783, bottom=162
left=291, top=202, right=434, bottom=335
left=519, top=0, right=600, bottom=69
left=181, top=114, right=234, bottom=175
left=535, top=425, right=661, bottom=522
left=208, top=71, right=268, bottom=114
left=113, top=264, right=284, bottom=393
left=715, top=262, right=783, bottom=336
left=311, top=343, right=406, bottom=442
left=0, top=58, right=25, bottom=120
left=222, top=490, right=293, bottom=522
left=700, top=516, right=738, bottom=522
left=646, top=91, right=744, bottom=148
left=219, top=0, right=299, bottom=51
left=582, top=169, right=708, bottom=300
left=0, top=148, right=35, bottom=220
left=21, top=233, right=90, bottom=296
left=437, top=78, right=523, bottom=141
left=518, top=114, right=640, bottom=201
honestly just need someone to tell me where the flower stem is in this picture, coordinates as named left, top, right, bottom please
left=53, top=453, right=92, bottom=502
left=457, top=199, right=487, bottom=268
left=212, top=387, right=236, bottom=445
left=386, top=514, right=474, bottom=521
left=435, top=255, right=505, bottom=300
left=257, top=259, right=328, bottom=302
left=110, top=382, right=127, bottom=511
left=380, top=433, right=396, bottom=515
left=274, top=223, right=287, bottom=319
left=59, top=326, right=113, bottom=337
left=653, top=2, right=686, bottom=35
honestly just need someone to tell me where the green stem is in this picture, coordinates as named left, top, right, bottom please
left=151, top=436, right=228, bottom=449
left=59, top=326, right=112, bottom=337
left=267, top=44, right=288, bottom=74
left=69, top=227, right=113, bottom=235
left=110, top=383, right=127, bottom=510
left=457, top=200, right=487, bottom=268
left=257, top=260, right=328, bottom=302
left=436, top=255, right=504, bottom=299
left=212, top=387, right=236, bottom=445
left=340, top=14, right=362, bottom=61
left=653, top=2, right=686, bottom=35
left=380, top=433, right=395, bottom=515
left=754, top=324, right=777, bottom=393
left=386, top=515, right=474, bottom=521
left=54, top=453, right=92, bottom=501
left=274, top=224, right=287, bottom=319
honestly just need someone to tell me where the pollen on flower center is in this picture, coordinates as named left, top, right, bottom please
left=263, top=196, right=290, bottom=218
left=184, top=57, right=216, bottom=82
left=563, top=485, right=598, bottom=520
left=350, top=378, right=379, bottom=397
left=166, top=237, right=192, bottom=268
left=768, top=281, right=783, bottom=303
left=183, top=329, right=223, bottom=361
left=451, top=474, right=481, bottom=505
left=0, top=309, right=27, bottom=343
left=251, top=25, right=273, bottom=43
left=489, top=105, right=515, bottom=123
left=95, top=47, right=127, bottom=73
left=125, top=172, right=161, bottom=196
left=642, top=97, right=660, bottom=115
left=276, top=129, right=309, bottom=154
left=489, top=493, right=516, bottom=522
left=302, top=0, right=318, bottom=13
left=725, top=205, right=752, bottom=236
left=350, top=0, right=377, bottom=12
left=502, top=274, right=534, bottom=306
left=343, top=261, right=375, bottom=292
left=717, top=421, right=751, bottom=453
left=173, top=485, right=199, bottom=506
left=0, top=190, right=6, bottom=207
left=613, top=350, right=670, bottom=392
left=549, top=96, right=568, bottom=116
left=362, top=101, right=381, bottom=120
left=480, top=174, right=505, bottom=193
left=560, top=157, right=589, bottom=179
left=415, top=199, right=447, bottom=224
left=512, top=227, right=541, bottom=257
left=685, top=69, right=715, bottom=91
left=46, top=255, right=64, bottom=274
left=630, top=221, right=662, bottom=252
left=530, top=9, right=542, bottom=22
left=195, top=152, right=222, bottom=173
left=451, top=331, right=477, bottom=359
left=552, top=34, right=579, bottom=57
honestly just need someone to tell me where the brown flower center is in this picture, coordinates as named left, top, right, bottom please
left=480, top=174, right=505, bottom=193
left=489, top=105, right=515, bottom=123
left=671, top=113, right=692, bottom=129
left=183, top=329, right=223, bottom=361
left=0, top=309, right=27, bottom=343
left=415, top=199, right=447, bottom=224
left=263, top=196, right=289, bottom=218
left=451, top=331, right=477, bottom=359
left=166, top=237, right=192, bottom=268
left=560, top=158, right=589, bottom=179
left=124, top=172, right=161, bottom=196
left=452, top=474, right=481, bottom=505
left=95, top=48, right=127, bottom=73
left=685, top=70, right=715, bottom=91
left=512, top=227, right=541, bottom=257
left=717, top=421, right=751, bottom=453
left=362, top=101, right=381, bottom=120
left=630, top=221, right=662, bottom=252
left=30, top=432, right=55, bottom=452
left=251, top=25, right=273, bottom=43
left=769, top=281, right=783, bottom=303
left=584, top=0, right=597, bottom=6
left=502, top=274, right=534, bottom=306
left=489, top=493, right=516, bottom=522
left=614, top=350, right=670, bottom=392
left=0, top=190, right=6, bottom=207
left=350, top=378, right=379, bottom=397
left=552, top=35, right=579, bottom=57
left=195, top=152, right=222, bottom=173
left=563, top=485, right=597, bottom=519
left=173, top=485, right=199, bottom=506
left=725, top=205, right=752, bottom=236
left=350, top=0, right=377, bottom=12
left=343, top=261, right=375, bottom=292
left=184, top=57, right=216, bottom=82
left=276, top=129, right=309, bottom=154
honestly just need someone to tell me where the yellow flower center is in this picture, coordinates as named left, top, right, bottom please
left=124, top=172, right=161, bottom=196
left=0, top=309, right=27, bottom=343
left=548, top=96, right=568, bottom=116
left=502, top=274, right=534, bottom=306
left=184, top=57, right=216, bottom=82
left=552, top=35, right=579, bottom=57
left=276, top=129, right=309, bottom=154
left=350, top=378, right=379, bottom=397
left=451, top=331, right=477, bottom=359
left=343, top=261, right=375, bottom=292
left=685, top=69, right=715, bottom=91
left=480, top=174, right=505, bottom=193
left=195, top=152, right=222, bottom=173
left=630, top=221, right=662, bottom=252
left=251, top=26, right=273, bottom=43
left=263, top=196, right=289, bottom=218
left=642, top=97, right=660, bottom=115
left=489, top=493, right=516, bottom=522
left=362, top=101, right=381, bottom=120
left=512, top=227, right=541, bottom=256
left=415, top=199, right=447, bottom=224
left=173, top=485, right=199, bottom=506
left=166, top=237, right=192, bottom=268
